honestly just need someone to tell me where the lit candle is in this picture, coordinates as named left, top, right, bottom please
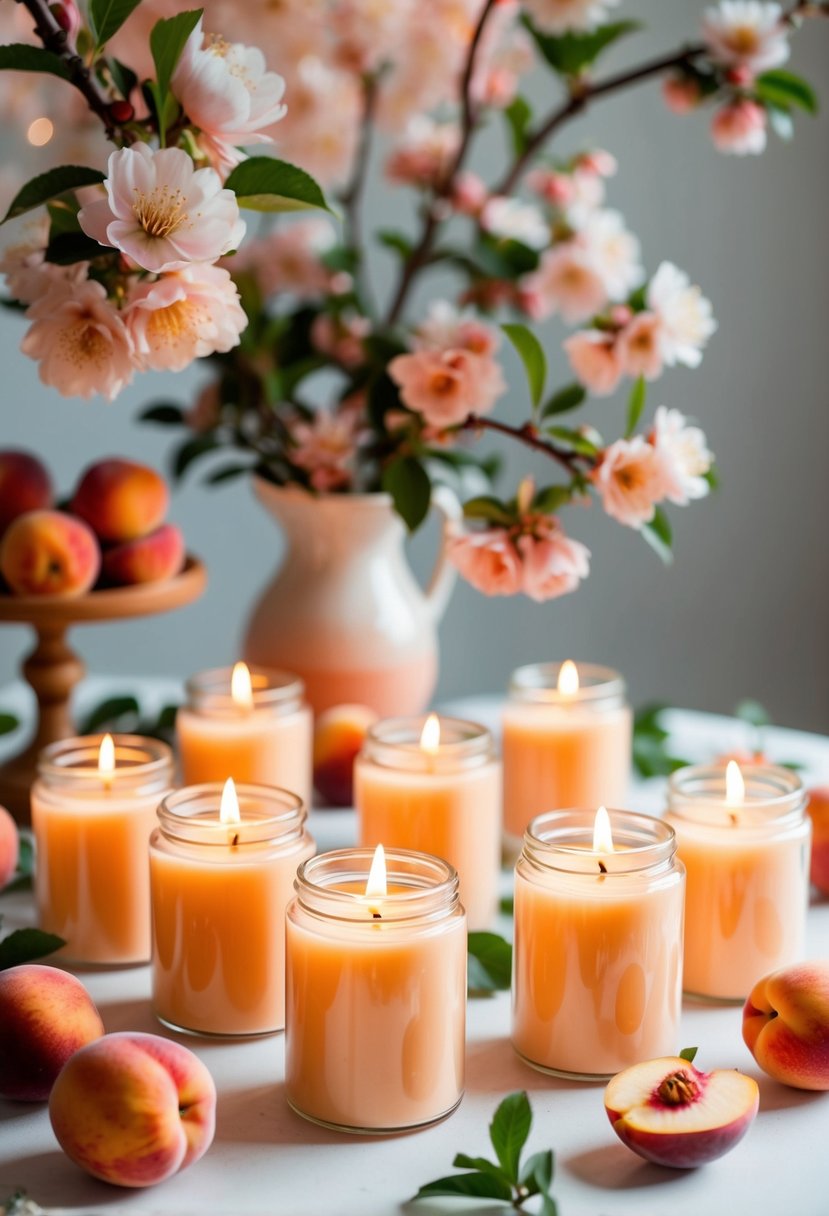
left=31, top=734, right=174, bottom=965
left=176, top=663, right=312, bottom=805
left=354, top=714, right=501, bottom=929
left=512, top=807, right=685, bottom=1080
left=149, top=779, right=314, bottom=1036
left=501, top=662, right=632, bottom=850
left=666, top=762, right=810, bottom=1002
left=285, top=845, right=467, bottom=1132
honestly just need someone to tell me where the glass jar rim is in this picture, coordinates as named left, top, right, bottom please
left=36, top=734, right=173, bottom=794
left=362, top=716, right=494, bottom=772
left=509, top=662, right=626, bottom=706
left=295, top=847, right=459, bottom=922
left=158, top=782, right=306, bottom=846
left=522, top=808, right=676, bottom=874
left=667, top=763, right=806, bottom=827
left=185, top=664, right=304, bottom=715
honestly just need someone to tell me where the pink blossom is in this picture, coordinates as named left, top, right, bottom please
left=481, top=196, right=549, bottom=250
left=647, top=261, right=717, bottom=367
left=311, top=312, right=371, bottom=369
left=591, top=436, right=667, bottom=528
left=290, top=410, right=363, bottom=492
left=329, top=0, right=415, bottom=73
left=232, top=218, right=344, bottom=300
left=579, top=208, right=643, bottom=300
left=0, top=216, right=86, bottom=305
left=471, top=1, right=534, bottom=109
left=451, top=171, right=488, bottom=216
left=564, top=329, right=623, bottom=397
left=518, top=525, right=590, bottom=601
left=386, top=117, right=461, bottom=190
left=527, top=168, right=575, bottom=208
left=449, top=528, right=523, bottom=596
left=662, top=75, right=702, bottom=114
left=79, top=144, right=245, bottom=274
left=522, top=244, right=609, bottom=324
left=702, top=2, right=789, bottom=74
left=651, top=406, right=713, bottom=505
left=389, top=348, right=506, bottom=429
left=615, top=312, right=665, bottom=381
left=124, top=264, right=247, bottom=372
left=522, top=0, right=620, bottom=34
left=21, top=279, right=134, bottom=401
left=711, top=98, right=768, bottom=155
left=576, top=149, right=617, bottom=178
left=414, top=302, right=500, bottom=358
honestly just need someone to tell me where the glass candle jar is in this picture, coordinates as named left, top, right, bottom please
left=354, top=716, right=501, bottom=930
left=512, top=809, right=685, bottom=1081
left=285, top=848, right=467, bottom=1133
left=176, top=664, right=312, bottom=806
left=502, top=662, right=632, bottom=849
left=666, top=764, right=810, bottom=1003
left=150, top=783, right=315, bottom=1036
left=31, top=735, right=173, bottom=966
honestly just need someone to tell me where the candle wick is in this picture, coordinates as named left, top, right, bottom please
left=232, top=832, right=239, bottom=847
left=728, top=813, right=738, bottom=827
left=372, top=910, right=382, bottom=920
left=598, top=860, right=608, bottom=875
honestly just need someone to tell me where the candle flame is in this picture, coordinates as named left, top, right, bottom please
left=98, top=734, right=115, bottom=779
left=365, top=843, right=388, bottom=900
left=220, top=777, right=242, bottom=825
left=231, top=661, right=254, bottom=710
left=420, top=713, right=441, bottom=755
left=593, top=806, right=614, bottom=854
left=558, top=660, right=579, bottom=697
left=726, top=760, right=745, bottom=808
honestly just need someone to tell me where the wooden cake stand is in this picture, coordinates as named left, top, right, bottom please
left=0, top=556, right=206, bottom=823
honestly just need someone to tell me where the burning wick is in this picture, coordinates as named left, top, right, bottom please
left=365, top=843, right=387, bottom=920
left=231, top=661, right=254, bottom=712
left=725, top=760, right=745, bottom=826
left=98, top=734, right=115, bottom=789
left=593, top=806, right=614, bottom=875
left=220, top=777, right=242, bottom=846
left=558, top=660, right=579, bottom=697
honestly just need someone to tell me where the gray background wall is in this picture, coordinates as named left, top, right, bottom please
left=1, top=0, right=827, bottom=729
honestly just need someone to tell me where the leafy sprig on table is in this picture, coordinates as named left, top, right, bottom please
left=79, top=694, right=180, bottom=741
left=468, top=932, right=512, bottom=995
left=412, top=1091, right=558, bottom=1214
left=0, top=918, right=64, bottom=970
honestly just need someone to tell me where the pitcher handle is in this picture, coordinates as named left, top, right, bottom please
left=425, top=485, right=462, bottom=623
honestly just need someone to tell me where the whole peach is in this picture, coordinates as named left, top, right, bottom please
left=0, top=449, right=52, bottom=534
left=49, top=1032, right=216, bottom=1187
left=314, top=704, right=379, bottom=806
left=743, top=961, right=829, bottom=1089
left=71, top=459, right=169, bottom=543
left=101, top=523, right=185, bottom=586
left=0, top=964, right=104, bottom=1101
left=0, top=510, right=100, bottom=597
left=807, top=788, right=829, bottom=895
left=0, top=803, right=19, bottom=887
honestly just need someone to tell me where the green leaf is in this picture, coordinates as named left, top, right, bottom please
left=521, top=1148, right=554, bottom=1194
left=109, top=57, right=138, bottom=101
left=641, top=506, right=673, bottom=564
left=524, top=18, right=641, bottom=77
left=468, top=931, right=512, bottom=993
left=413, top=1173, right=514, bottom=1202
left=462, top=495, right=515, bottom=527
left=150, top=8, right=202, bottom=98
left=499, top=895, right=514, bottom=916
left=79, top=695, right=140, bottom=734
left=139, top=403, right=186, bottom=426
left=704, top=464, right=720, bottom=491
left=172, top=433, right=222, bottom=480
left=533, top=485, right=571, bottom=515
left=489, top=1091, right=532, bottom=1184
left=679, top=1046, right=699, bottom=1063
left=2, top=166, right=105, bottom=223
left=546, top=426, right=598, bottom=457
left=453, top=1154, right=511, bottom=1184
left=755, top=70, right=818, bottom=115
left=224, top=158, right=332, bottom=214
left=0, top=713, right=19, bottom=736
left=377, top=230, right=414, bottom=259
left=539, top=1195, right=560, bottom=1216
left=735, top=699, right=770, bottom=730
left=504, top=95, right=533, bottom=157
left=204, top=463, right=252, bottom=486
left=0, top=929, right=64, bottom=969
left=381, top=456, right=431, bottom=532
left=502, top=322, right=546, bottom=408
left=44, top=232, right=108, bottom=265
left=542, top=383, right=586, bottom=418
left=90, top=0, right=143, bottom=49
left=625, top=375, right=646, bottom=438
left=47, top=198, right=82, bottom=237
left=0, top=44, right=70, bottom=80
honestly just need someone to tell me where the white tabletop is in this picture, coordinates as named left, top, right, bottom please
left=1, top=683, right=828, bottom=1216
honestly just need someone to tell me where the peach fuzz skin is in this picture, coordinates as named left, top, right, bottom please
left=71, top=459, right=169, bottom=543
left=0, top=450, right=52, bottom=534
left=0, top=804, right=18, bottom=887
left=743, top=962, right=829, bottom=1090
left=0, top=510, right=100, bottom=597
left=101, top=523, right=185, bottom=586
left=49, top=1032, right=216, bottom=1188
left=807, top=788, right=829, bottom=895
left=0, top=965, right=104, bottom=1101
left=313, top=703, right=378, bottom=806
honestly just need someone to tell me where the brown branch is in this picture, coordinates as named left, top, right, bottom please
left=460, top=413, right=590, bottom=474
left=339, top=74, right=379, bottom=253
left=15, top=0, right=136, bottom=144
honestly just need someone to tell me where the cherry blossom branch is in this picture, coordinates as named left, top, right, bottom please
left=15, top=0, right=135, bottom=144
left=340, top=74, right=379, bottom=254
left=384, top=0, right=498, bottom=327
left=460, top=413, right=590, bottom=475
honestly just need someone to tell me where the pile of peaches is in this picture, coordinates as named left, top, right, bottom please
left=0, top=450, right=185, bottom=598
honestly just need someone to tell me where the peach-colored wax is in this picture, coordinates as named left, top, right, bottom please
left=512, top=859, right=684, bottom=1077
left=355, top=760, right=501, bottom=930
left=150, top=831, right=314, bottom=1035
left=502, top=702, right=631, bottom=843
left=285, top=909, right=466, bottom=1130
left=177, top=704, right=312, bottom=806
left=31, top=786, right=160, bottom=965
left=665, top=813, right=810, bottom=1000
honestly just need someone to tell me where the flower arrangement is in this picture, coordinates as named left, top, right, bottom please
left=0, top=0, right=822, bottom=601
